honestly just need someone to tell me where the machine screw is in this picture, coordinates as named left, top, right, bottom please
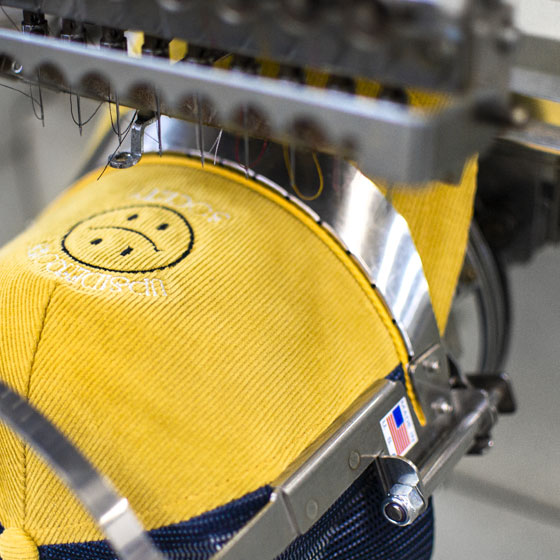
left=496, top=26, right=520, bottom=53
left=423, top=359, right=440, bottom=374
left=510, top=106, right=530, bottom=127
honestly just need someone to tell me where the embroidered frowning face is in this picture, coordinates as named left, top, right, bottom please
left=62, top=205, right=194, bottom=273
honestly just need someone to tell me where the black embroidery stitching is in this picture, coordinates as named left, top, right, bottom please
left=61, top=204, right=195, bottom=274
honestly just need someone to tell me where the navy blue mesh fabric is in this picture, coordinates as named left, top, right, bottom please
left=27, top=465, right=433, bottom=560
left=386, top=364, right=407, bottom=384
left=36, top=486, right=272, bottom=560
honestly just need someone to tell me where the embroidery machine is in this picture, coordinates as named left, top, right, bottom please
left=0, top=1, right=557, bottom=559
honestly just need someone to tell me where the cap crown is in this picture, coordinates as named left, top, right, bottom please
left=0, top=157, right=404, bottom=546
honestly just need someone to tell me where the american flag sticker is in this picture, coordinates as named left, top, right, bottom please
left=380, top=397, right=418, bottom=456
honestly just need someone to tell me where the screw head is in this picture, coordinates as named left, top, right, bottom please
left=305, top=499, right=318, bottom=520
left=511, top=106, right=529, bottom=127
left=348, top=451, right=361, bottom=470
left=424, top=359, right=440, bottom=374
left=431, top=398, right=453, bottom=415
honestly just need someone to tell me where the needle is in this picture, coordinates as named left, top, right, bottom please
left=37, top=78, right=45, bottom=127
left=290, top=145, right=296, bottom=189
left=76, top=95, right=83, bottom=136
left=210, top=129, right=223, bottom=165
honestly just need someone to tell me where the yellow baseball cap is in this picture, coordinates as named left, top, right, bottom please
left=0, top=153, right=475, bottom=559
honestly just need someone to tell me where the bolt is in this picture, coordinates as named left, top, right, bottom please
left=510, top=106, right=530, bottom=127
left=496, top=26, right=520, bottom=53
left=431, top=398, right=453, bottom=415
left=306, top=499, right=318, bottom=520
left=348, top=451, right=361, bottom=470
left=423, top=359, right=440, bottom=374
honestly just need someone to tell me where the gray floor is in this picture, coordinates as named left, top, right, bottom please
left=0, top=82, right=559, bottom=557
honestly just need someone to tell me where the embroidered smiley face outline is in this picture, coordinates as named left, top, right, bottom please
left=61, top=204, right=195, bottom=273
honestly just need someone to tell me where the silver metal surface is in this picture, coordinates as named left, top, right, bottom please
left=503, top=119, right=560, bottom=154
left=215, top=379, right=415, bottom=560
left=0, top=380, right=164, bottom=560
left=0, top=28, right=503, bottom=185
left=0, top=0, right=515, bottom=94
left=419, top=387, right=497, bottom=497
left=110, top=113, right=156, bottom=169
left=512, top=35, right=560, bottom=103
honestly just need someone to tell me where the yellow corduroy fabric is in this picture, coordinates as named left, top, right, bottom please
left=388, top=158, right=478, bottom=334
left=0, top=156, right=407, bottom=548
left=0, top=529, right=39, bottom=560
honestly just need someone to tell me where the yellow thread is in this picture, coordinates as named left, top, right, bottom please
left=282, top=147, right=324, bottom=202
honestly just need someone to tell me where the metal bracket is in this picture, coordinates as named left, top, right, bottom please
left=408, top=343, right=453, bottom=423
left=0, top=28, right=505, bottom=185
left=378, top=374, right=516, bottom=527
left=110, top=112, right=157, bottom=169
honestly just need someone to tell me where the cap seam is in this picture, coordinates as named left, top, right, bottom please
left=22, top=284, right=57, bottom=532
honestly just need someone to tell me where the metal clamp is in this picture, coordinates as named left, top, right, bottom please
left=379, top=373, right=516, bottom=527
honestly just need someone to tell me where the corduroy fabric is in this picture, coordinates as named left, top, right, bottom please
left=388, top=157, right=478, bottom=334
left=371, top=88, right=478, bottom=335
left=0, top=528, right=39, bottom=560
left=0, top=156, right=409, bottom=547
